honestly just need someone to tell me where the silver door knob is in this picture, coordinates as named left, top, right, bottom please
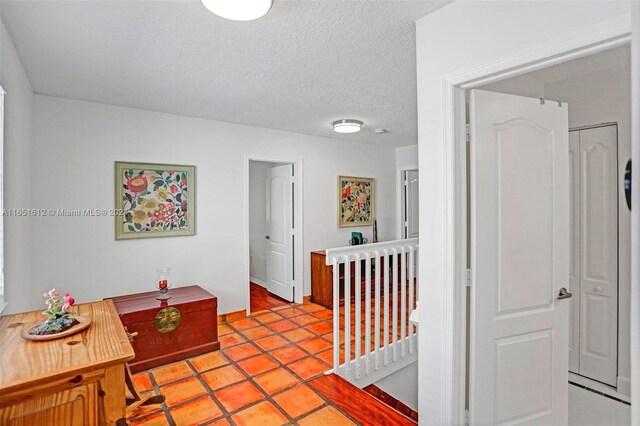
left=557, top=287, right=573, bottom=300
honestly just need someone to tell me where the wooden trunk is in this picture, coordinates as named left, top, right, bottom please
left=108, top=285, right=220, bottom=373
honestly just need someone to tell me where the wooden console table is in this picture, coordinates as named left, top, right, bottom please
left=0, top=300, right=134, bottom=425
left=311, top=251, right=398, bottom=310
left=108, top=285, right=220, bottom=373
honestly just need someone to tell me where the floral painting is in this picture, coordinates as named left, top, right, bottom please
left=338, top=176, right=375, bottom=227
left=115, top=162, right=196, bottom=239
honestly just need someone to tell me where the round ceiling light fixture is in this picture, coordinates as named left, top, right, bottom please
left=201, top=0, right=272, bottom=21
left=332, top=119, right=363, bottom=134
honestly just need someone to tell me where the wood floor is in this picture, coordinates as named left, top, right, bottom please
left=250, top=282, right=290, bottom=313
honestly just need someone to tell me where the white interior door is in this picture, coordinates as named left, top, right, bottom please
left=568, top=131, right=581, bottom=374
left=576, top=125, right=618, bottom=386
left=404, top=170, right=420, bottom=239
left=469, top=90, right=569, bottom=425
left=266, top=164, right=294, bottom=301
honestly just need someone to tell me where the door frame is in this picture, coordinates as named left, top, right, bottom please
left=423, top=15, right=637, bottom=424
left=396, top=164, right=419, bottom=239
left=244, top=155, right=305, bottom=314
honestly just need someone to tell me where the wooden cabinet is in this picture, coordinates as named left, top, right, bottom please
left=0, top=300, right=134, bottom=425
left=108, top=285, right=220, bottom=373
left=311, top=251, right=396, bottom=310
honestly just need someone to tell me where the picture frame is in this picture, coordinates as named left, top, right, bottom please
left=115, top=161, right=196, bottom=240
left=337, top=176, right=375, bottom=227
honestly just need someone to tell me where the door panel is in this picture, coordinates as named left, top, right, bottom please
left=470, top=89, right=569, bottom=425
left=568, top=130, right=581, bottom=373
left=578, top=125, right=618, bottom=386
left=266, top=165, right=293, bottom=302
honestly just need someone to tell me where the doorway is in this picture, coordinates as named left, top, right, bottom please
left=246, top=157, right=304, bottom=315
left=465, top=45, right=632, bottom=425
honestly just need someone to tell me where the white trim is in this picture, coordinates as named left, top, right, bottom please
left=424, top=15, right=634, bottom=425
left=249, top=277, right=268, bottom=289
left=617, top=375, right=632, bottom=398
left=244, top=155, right=304, bottom=315
left=630, top=3, right=640, bottom=424
left=396, top=165, right=418, bottom=239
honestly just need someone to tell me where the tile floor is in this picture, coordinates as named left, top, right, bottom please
left=128, top=303, right=364, bottom=425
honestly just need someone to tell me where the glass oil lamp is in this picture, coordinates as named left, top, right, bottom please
left=155, top=267, right=172, bottom=300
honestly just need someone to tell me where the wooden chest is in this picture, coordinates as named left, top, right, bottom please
left=108, top=285, right=220, bottom=373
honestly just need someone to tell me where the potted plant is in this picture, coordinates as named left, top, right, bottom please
left=28, top=289, right=78, bottom=335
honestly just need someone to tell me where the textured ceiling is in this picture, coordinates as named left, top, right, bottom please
left=0, top=0, right=449, bottom=147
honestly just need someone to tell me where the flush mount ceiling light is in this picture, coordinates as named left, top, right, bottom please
left=332, top=119, right=363, bottom=134
left=201, top=0, right=272, bottom=21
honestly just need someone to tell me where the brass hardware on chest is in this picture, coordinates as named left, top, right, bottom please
left=155, top=307, right=181, bottom=333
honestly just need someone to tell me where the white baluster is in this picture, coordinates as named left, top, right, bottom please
left=401, top=247, right=407, bottom=357
left=392, top=248, right=398, bottom=361
left=344, top=257, right=351, bottom=380
left=383, top=249, right=390, bottom=365
left=354, top=254, right=361, bottom=379
left=332, top=258, right=340, bottom=370
left=365, top=253, right=371, bottom=375
left=409, top=247, right=415, bottom=354
left=374, top=252, right=381, bottom=370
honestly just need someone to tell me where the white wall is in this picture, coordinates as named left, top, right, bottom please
left=249, top=161, right=270, bottom=285
left=375, top=361, right=418, bottom=411
left=0, top=17, right=35, bottom=314
left=27, top=95, right=396, bottom=314
left=415, top=1, right=633, bottom=422
left=396, top=145, right=418, bottom=169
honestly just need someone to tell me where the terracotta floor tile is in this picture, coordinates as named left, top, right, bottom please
left=272, top=384, right=324, bottom=419
left=253, top=368, right=300, bottom=394
left=127, top=390, right=163, bottom=420
left=223, top=342, right=262, bottom=362
left=218, top=324, right=234, bottom=336
left=253, top=311, right=284, bottom=324
left=282, top=328, right=315, bottom=342
left=160, top=376, right=207, bottom=407
left=267, top=319, right=299, bottom=333
left=298, top=337, right=333, bottom=354
left=288, top=357, right=330, bottom=381
left=129, top=411, right=168, bottom=426
left=219, top=332, right=247, bottom=348
left=132, top=372, right=153, bottom=391
left=151, top=361, right=194, bottom=386
left=237, top=354, right=279, bottom=376
left=229, top=317, right=261, bottom=330
left=209, top=418, right=231, bottom=426
left=311, top=310, right=333, bottom=320
left=214, top=380, right=265, bottom=412
left=231, top=401, right=287, bottom=426
left=276, top=307, right=306, bottom=318
left=270, top=344, right=309, bottom=365
left=189, top=350, right=229, bottom=372
left=290, top=314, right=321, bottom=326
left=170, top=395, right=223, bottom=425
left=254, top=334, right=289, bottom=351
left=298, top=303, right=327, bottom=313
left=316, top=348, right=345, bottom=365
left=201, top=365, right=246, bottom=391
left=306, top=321, right=333, bottom=335
left=298, top=405, right=357, bottom=425
left=240, top=325, right=274, bottom=340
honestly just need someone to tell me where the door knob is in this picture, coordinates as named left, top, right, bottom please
left=265, top=235, right=270, bottom=240
left=557, top=287, right=573, bottom=300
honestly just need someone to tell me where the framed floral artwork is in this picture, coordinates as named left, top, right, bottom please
left=115, top=162, right=196, bottom=240
left=338, top=176, right=375, bottom=227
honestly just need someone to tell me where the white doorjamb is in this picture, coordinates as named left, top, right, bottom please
left=396, top=164, right=419, bottom=239
left=424, top=15, right=634, bottom=425
left=244, top=155, right=304, bottom=315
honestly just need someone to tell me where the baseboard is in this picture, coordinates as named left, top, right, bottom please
left=250, top=277, right=268, bottom=288
left=217, top=309, right=247, bottom=324
left=616, top=376, right=631, bottom=397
